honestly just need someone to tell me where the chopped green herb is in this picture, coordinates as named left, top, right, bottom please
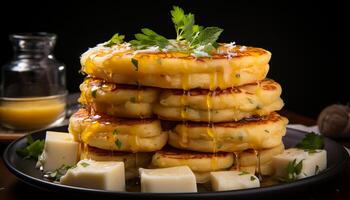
left=235, top=73, right=240, bottom=78
left=238, top=135, right=243, bottom=141
left=91, top=89, right=97, bottom=98
left=250, top=176, right=256, bottom=181
left=247, top=98, right=254, bottom=104
left=80, top=162, right=90, bottom=168
left=256, top=105, right=261, bottom=110
left=131, top=58, right=139, bottom=71
left=45, top=164, right=76, bottom=181
left=104, top=33, right=125, bottom=47
left=315, top=165, right=320, bottom=174
left=238, top=171, right=250, bottom=176
left=264, top=130, right=270, bottom=133
left=296, top=132, right=324, bottom=151
left=16, top=135, right=44, bottom=160
left=217, top=143, right=223, bottom=149
left=130, top=96, right=136, bottom=103
left=113, top=129, right=120, bottom=135
left=115, top=139, right=122, bottom=149
left=286, top=159, right=303, bottom=181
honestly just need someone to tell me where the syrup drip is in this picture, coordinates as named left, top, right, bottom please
left=233, top=152, right=241, bottom=171
left=254, top=149, right=263, bottom=181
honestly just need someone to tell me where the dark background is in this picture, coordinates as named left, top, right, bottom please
left=0, top=0, right=348, bottom=119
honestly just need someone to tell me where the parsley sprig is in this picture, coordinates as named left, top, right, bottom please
left=104, top=33, right=125, bottom=47
left=296, top=132, right=324, bottom=152
left=125, top=6, right=223, bottom=57
left=16, top=135, right=44, bottom=160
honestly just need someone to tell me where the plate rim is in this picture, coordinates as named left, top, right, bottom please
left=2, top=126, right=349, bottom=197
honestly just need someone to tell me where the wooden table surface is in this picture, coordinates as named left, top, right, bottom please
left=1, top=110, right=350, bottom=200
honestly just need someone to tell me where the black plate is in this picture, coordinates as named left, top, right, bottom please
left=2, top=126, right=349, bottom=199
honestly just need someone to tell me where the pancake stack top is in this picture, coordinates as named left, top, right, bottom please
left=68, top=6, right=288, bottom=181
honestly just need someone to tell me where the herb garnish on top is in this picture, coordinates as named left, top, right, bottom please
left=107, top=6, right=224, bottom=57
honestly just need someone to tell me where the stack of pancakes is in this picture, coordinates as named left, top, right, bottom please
left=69, top=44, right=288, bottom=182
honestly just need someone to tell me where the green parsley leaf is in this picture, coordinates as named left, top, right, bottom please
left=80, top=162, right=90, bottom=167
left=16, top=135, right=44, bottom=160
left=104, top=33, right=125, bottom=47
left=113, top=129, right=120, bottom=135
left=131, top=58, right=139, bottom=71
left=130, top=28, right=170, bottom=49
left=193, top=27, right=223, bottom=47
left=171, top=6, right=197, bottom=41
left=250, top=176, right=256, bottom=181
left=286, top=159, right=303, bottom=181
left=115, top=139, right=122, bottom=149
left=296, top=132, right=324, bottom=151
left=238, top=171, right=250, bottom=176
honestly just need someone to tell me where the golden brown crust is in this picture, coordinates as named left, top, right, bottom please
left=185, top=112, right=283, bottom=128
left=165, top=79, right=277, bottom=96
left=72, top=108, right=156, bottom=125
left=155, top=147, right=231, bottom=159
left=131, top=45, right=268, bottom=60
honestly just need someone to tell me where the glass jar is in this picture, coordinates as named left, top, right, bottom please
left=0, top=33, right=67, bottom=130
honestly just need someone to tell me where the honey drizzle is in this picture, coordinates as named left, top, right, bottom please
left=207, top=72, right=218, bottom=170
left=180, top=74, right=190, bottom=147
left=134, top=56, right=141, bottom=166
left=254, top=149, right=263, bottom=181
left=136, top=82, right=144, bottom=119
left=233, top=152, right=241, bottom=171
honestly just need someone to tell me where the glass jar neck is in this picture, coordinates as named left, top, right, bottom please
left=10, top=33, right=56, bottom=58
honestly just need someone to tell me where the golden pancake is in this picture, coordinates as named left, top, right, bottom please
left=154, top=79, right=285, bottom=122
left=152, top=147, right=233, bottom=172
left=238, top=162, right=275, bottom=176
left=81, top=44, right=270, bottom=89
left=153, top=99, right=283, bottom=122
left=168, top=113, right=288, bottom=152
left=158, top=79, right=282, bottom=110
left=79, top=78, right=159, bottom=118
left=69, top=108, right=167, bottom=152
left=80, top=145, right=152, bottom=179
left=238, top=144, right=285, bottom=167
left=227, top=145, right=284, bottom=176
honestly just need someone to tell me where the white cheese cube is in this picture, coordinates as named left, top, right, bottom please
left=60, top=159, right=125, bottom=191
left=210, top=171, right=260, bottom=191
left=139, top=166, right=197, bottom=193
left=40, top=131, right=79, bottom=172
left=272, top=148, right=327, bottom=179
left=298, top=150, right=327, bottom=178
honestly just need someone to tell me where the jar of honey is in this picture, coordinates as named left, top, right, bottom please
left=0, top=33, right=67, bottom=130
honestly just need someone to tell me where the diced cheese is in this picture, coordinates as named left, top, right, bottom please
left=210, top=171, right=260, bottom=191
left=60, top=159, right=125, bottom=191
left=272, top=148, right=327, bottom=179
left=139, top=166, right=197, bottom=193
left=39, top=131, right=79, bottom=172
